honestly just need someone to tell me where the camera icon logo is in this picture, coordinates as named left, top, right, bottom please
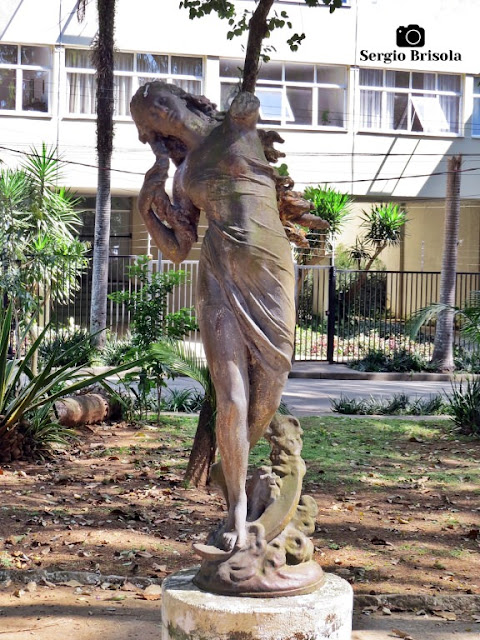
left=396, top=24, right=425, bottom=47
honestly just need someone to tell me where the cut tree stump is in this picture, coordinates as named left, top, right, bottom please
left=55, top=394, right=110, bottom=427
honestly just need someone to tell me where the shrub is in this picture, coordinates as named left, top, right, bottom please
left=454, top=348, right=480, bottom=374
left=108, top=257, right=199, bottom=420
left=331, top=393, right=448, bottom=416
left=0, top=304, right=146, bottom=461
left=98, top=333, right=133, bottom=366
left=161, top=388, right=204, bottom=413
left=350, top=348, right=429, bottom=372
left=39, top=327, right=96, bottom=367
left=447, top=379, right=480, bottom=436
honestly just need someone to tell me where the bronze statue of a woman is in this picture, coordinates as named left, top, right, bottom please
left=130, top=82, right=326, bottom=595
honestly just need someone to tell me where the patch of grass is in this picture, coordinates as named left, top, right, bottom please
left=449, top=548, right=471, bottom=559
left=112, top=415, right=478, bottom=493
left=251, top=416, right=480, bottom=488
left=0, top=552, right=14, bottom=569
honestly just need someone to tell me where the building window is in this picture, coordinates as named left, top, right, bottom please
left=78, top=196, right=132, bottom=255
left=359, top=69, right=461, bottom=134
left=472, top=77, right=480, bottom=137
left=65, top=49, right=203, bottom=117
left=0, top=44, right=51, bottom=113
left=220, top=59, right=347, bottom=128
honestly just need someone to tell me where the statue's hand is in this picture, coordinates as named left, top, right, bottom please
left=138, top=153, right=170, bottom=221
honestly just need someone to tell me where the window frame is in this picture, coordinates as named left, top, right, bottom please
left=64, top=49, right=204, bottom=119
left=77, top=196, right=133, bottom=255
left=0, top=43, right=51, bottom=115
left=220, top=58, right=348, bottom=130
left=358, top=68, right=463, bottom=136
left=472, top=76, right=480, bottom=138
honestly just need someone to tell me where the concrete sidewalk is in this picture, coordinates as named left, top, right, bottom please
left=290, top=360, right=476, bottom=381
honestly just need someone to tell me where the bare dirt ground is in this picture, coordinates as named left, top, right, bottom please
left=0, top=417, right=479, bottom=603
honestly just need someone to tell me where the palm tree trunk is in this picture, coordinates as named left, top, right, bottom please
left=432, top=155, right=462, bottom=371
left=90, top=0, right=115, bottom=348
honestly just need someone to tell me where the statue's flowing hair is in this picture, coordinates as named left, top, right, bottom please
left=130, top=81, right=223, bottom=166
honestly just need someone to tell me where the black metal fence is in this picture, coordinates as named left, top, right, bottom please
left=295, top=266, right=480, bottom=362
left=12, top=255, right=480, bottom=363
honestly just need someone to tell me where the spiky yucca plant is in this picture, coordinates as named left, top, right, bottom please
left=0, top=304, right=145, bottom=462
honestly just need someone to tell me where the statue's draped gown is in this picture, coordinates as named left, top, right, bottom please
left=183, top=115, right=296, bottom=377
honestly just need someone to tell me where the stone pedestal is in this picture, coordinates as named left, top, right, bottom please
left=162, top=568, right=353, bottom=640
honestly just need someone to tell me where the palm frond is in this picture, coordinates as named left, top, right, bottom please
left=151, top=339, right=215, bottom=405
left=407, top=303, right=453, bottom=339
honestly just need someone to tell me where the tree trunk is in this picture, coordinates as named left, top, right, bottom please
left=90, top=0, right=115, bottom=349
left=55, top=394, right=110, bottom=427
left=241, top=0, right=275, bottom=93
left=432, top=155, right=462, bottom=371
left=184, top=398, right=216, bottom=488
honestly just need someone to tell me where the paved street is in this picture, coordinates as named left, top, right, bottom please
left=165, top=373, right=454, bottom=416
left=282, top=377, right=454, bottom=415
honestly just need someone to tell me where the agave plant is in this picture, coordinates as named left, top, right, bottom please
left=0, top=304, right=146, bottom=462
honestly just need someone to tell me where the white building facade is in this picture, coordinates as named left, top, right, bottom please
left=1, top=0, right=480, bottom=271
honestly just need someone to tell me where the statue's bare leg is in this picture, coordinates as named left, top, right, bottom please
left=247, top=361, right=289, bottom=449
left=199, top=302, right=250, bottom=551
left=208, top=362, right=289, bottom=525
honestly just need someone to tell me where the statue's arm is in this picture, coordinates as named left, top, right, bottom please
left=137, top=144, right=199, bottom=264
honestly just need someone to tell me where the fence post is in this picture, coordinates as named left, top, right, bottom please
left=326, top=266, right=336, bottom=363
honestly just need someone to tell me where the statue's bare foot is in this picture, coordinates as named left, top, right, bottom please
left=221, top=495, right=248, bottom=551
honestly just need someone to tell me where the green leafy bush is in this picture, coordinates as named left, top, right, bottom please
left=447, top=379, right=480, bottom=436
left=98, top=333, right=133, bottom=366
left=161, top=388, right=205, bottom=413
left=331, top=393, right=448, bottom=416
left=350, top=348, right=430, bottom=372
left=108, top=257, right=198, bottom=419
left=39, top=327, right=96, bottom=367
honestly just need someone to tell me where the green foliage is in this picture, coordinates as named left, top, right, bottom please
left=161, top=388, right=205, bottom=413
left=0, top=303, right=147, bottom=460
left=454, top=347, right=480, bottom=374
left=361, top=203, right=407, bottom=249
left=97, top=333, right=133, bottom=366
left=276, top=163, right=290, bottom=177
left=447, top=379, right=480, bottom=436
left=179, top=0, right=341, bottom=60
left=331, top=393, right=448, bottom=416
left=409, top=291, right=480, bottom=355
left=22, top=403, right=76, bottom=457
left=350, top=348, right=429, bottom=373
left=109, top=256, right=197, bottom=352
left=0, top=144, right=89, bottom=323
left=108, top=257, right=198, bottom=419
left=304, top=184, right=353, bottom=236
left=39, top=327, right=96, bottom=367
left=151, top=339, right=215, bottom=408
left=337, top=271, right=388, bottom=320
left=299, top=184, right=353, bottom=265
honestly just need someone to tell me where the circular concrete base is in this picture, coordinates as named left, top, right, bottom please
left=162, top=567, right=353, bottom=640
